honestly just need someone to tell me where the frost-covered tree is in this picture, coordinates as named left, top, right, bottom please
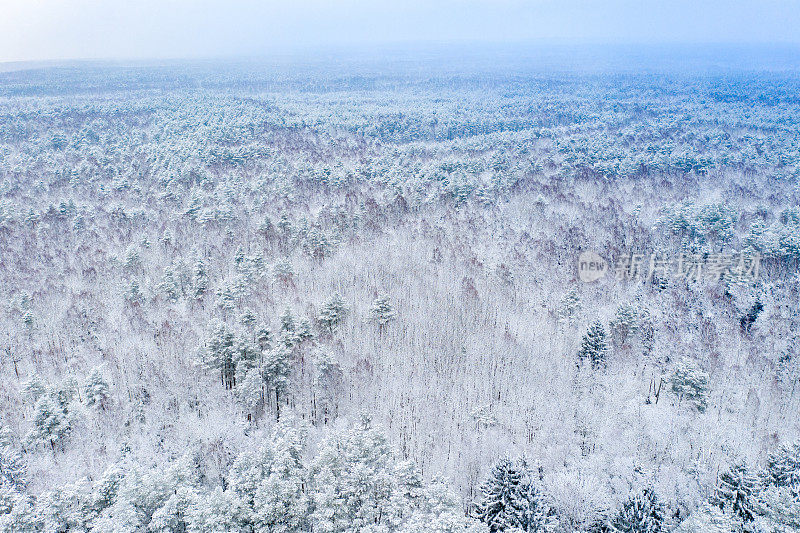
left=279, top=307, right=296, bottom=336
left=674, top=504, right=733, bottom=532
left=26, top=395, right=69, bottom=450
left=309, top=419, right=398, bottom=531
left=579, top=322, right=608, bottom=369
left=85, top=365, right=111, bottom=410
left=273, top=259, right=294, bottom=286
left=21, top=375, right=46, bottom=403
left=670, top=358, right=710, bottom=412
left=250, top=431, right=309, bottom=532
left=473, top=458, right=553, bottom=532
left=202, top=321, right=236, bottom=389
left=765, top=441, right=800, bottom=488
left=263, top=344, right=293, bottom=419
left=186, top=486, right=246, bottom=533
left=237, top=368, right=264, bottom=421
left=313, top=349, right=343, bottom=425
left=371, top=294, right=397, bottom=328
left=712, top=462, right=759, bottom=524
left=0, top=427, right=25, bottom=490
left=318, top=292, right=347, bottom=333
left=609, top=488, right=664, bottom=533
left=557, top=287, right=581, bottom=325
left=192, top=256, right=209, bottom=299
left=610, top=303, right=639, bottom=349
left=753, top=483, right=800, bottom=531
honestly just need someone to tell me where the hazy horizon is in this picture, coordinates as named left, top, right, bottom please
left=2, top=0, right=800, bottom=63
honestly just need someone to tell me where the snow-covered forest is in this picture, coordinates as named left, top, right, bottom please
left=1, top=56, right=800, bottom=532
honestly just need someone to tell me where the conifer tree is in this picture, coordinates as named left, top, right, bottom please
left=712, top=462, right=759, bottom=524
left=313, top=350, right=343, bottom=425
left=670, top=358, right=710, bottom=412
left=610, top=488, right=664, bottom=533
left=610, top=304, right=639, bottom=349
left=255, top=324, right=273, bottom=352
left=237, top=368, right=264, bottom=421
left=558, top=287, right=581, bottom=324
left=318, top=292, right=347, bottom=333
left=0, top=426, right=25, bottom=490
left=263, top=345, right=293, bottom=420
left=203, top=322, right=236, bottom=389
left=474, top=459, right=527, bottom=532
left=579, top=322, right=608, bottom=369
left=192, top=257, right=209, bottom=299
left=26, top=395, right=68, bottom=451
left=85, top=365, right=111, bottom=410
left=279, top=307, right=296, bottom=336
left=371, top=294, right=397, bottom=328
left=273, top=259, right=294, bottom=286
left=765, top=441, right=800, bottom=487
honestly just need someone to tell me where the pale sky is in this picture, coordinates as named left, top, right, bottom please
left=2, top=0, right=800, bottom=62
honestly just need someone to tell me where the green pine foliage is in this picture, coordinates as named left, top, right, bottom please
left=670, top=358, right=710, bottom=413
left=579, top=322, right=608, bottom=369
left=371, top=294, right=397, bottom=327
left=609, top=489, right=664, bottom=533
left=712, top=462, right=760, bottom=524
left=318, top=292, right=347, bottom=333
left=474, top=458, right=554, bottom=532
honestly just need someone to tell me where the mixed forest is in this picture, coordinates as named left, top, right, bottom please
left=1, top=54, right=800, bottom=531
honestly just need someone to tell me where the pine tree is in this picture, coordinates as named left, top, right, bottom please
left=313, top=350, right=343, bottom=425
left=557, top=287, right=581, bottom=324
left=258, top=215, right=273, bottom=238
left=371, top=294, right=397, bottom=328
left=273, top=259, right=294, bottom=286
left=233, top=333, right=261, bottom=382
left=295, top=317, right=314, bottom=343
left=712, top=462, right=759, bottom=524
left=252, top=433, right=309, bottom=532
left=215, top=284, right=238, bottom=312
left=0, top=427, right=26, bottom=490
left=203, top=321, right=236, bottom=389
left=765, top=441, right=800, bottom=488
left=21, top=375, right=46, bottom=403
left=192, top=257, right=209, bottom=299
left=255, top=324, right=273, bottom=352
left=579, top=322, right=608, bottom=369
left=90, top=464, right=124, bottom=515
left=673, top=504, right=733, bottom=532
left=125, top=279, right=143, bottom=304
left=279, top=307, right=296, bottom=336
left=474, top=459, right=528, bottom=532
left=305, top=227, right=334, bottom=260
left=610, top=304, right=639, bottom=349
left=754, top=483, right=800, bottom=530
left=318, top=292, right=347, bottom=333
left=26, top=395, right=68, bottom=450
left=85, top=365, right=111, bottom=410
left=123, top=244, right=141, bottom=270
left=610, top=488, right=664, bottom=533
left=309, top=420, right=397, bottom=531
left=185, top=486, right=246, bottom=533
left=670, top=358, right=710, bottom=412
left=237, top=368, right=264, bottom=421
left=263, top=345, right=293, bottom=420
left=239, top=309, right=256, bottom=328
left=149, top=486, right=196, bottom=533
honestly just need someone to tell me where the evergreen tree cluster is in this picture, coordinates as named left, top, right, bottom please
left=473, top=458, right=556, bottom=532
left=0, top=423, right=485, bottom=533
